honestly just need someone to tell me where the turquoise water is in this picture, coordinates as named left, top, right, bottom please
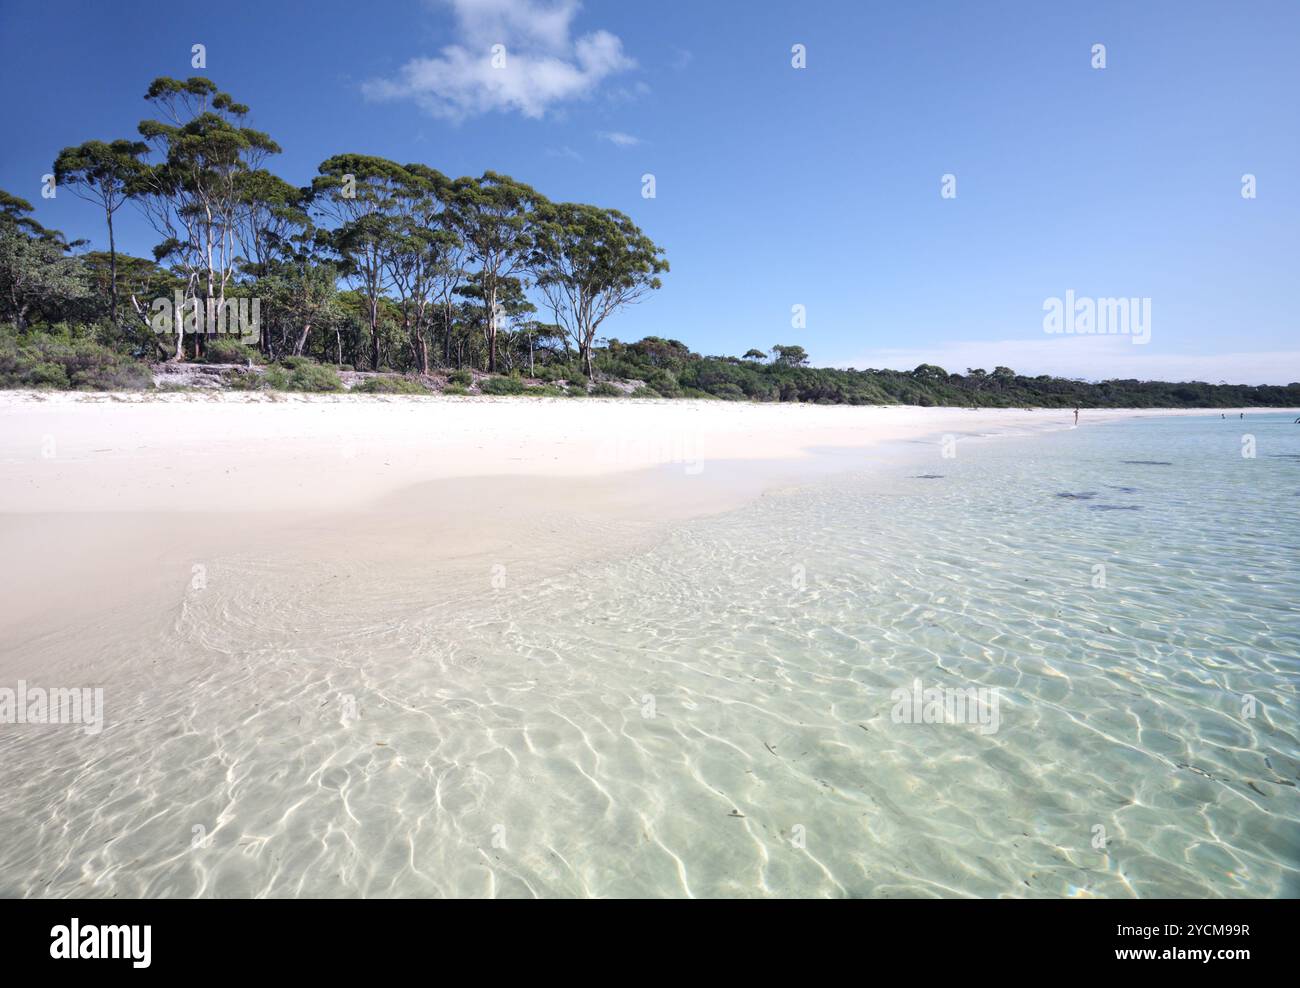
left=426, top=411, right=1298, bottom=897
left=2, top=413, right=1296, bottom=897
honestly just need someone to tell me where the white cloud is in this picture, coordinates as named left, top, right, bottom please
left=834, top=335, right=1300, bottom=386
left=598, top=130, right=641, bottom=147
left=362, top=0, right=635, bottom=120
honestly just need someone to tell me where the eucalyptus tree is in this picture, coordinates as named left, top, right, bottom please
left=771, top=344, right=808, bottom=367
left=532, top=203, right=667, bottom=378
left=381, top=163, right=462, bottom=374
left=0, top=189, right=62, bottom=242
left=230, top=170, right=313, bottom=352
left=259, top=260, right=340, bottom=358
left=132, top=77, right=281, bottom=359
left=518, top=319, right=564, bottom=375
left=78, top=251, right=178, bottom=354
left=480, top=277, right=536, bottom=373
left=234, top=169, right=309, bottom=278
left=0, top=227, right=88, bottom=332
left=451, top=172, right=543, bottom=373
left=405, top=165, right=469, bottom=370
left=52, top=140, right=148, bottom=322
left=311, top=154, right=411, bottom=370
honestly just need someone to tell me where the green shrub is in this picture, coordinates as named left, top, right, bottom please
left=590, top=382, right=622, bottom=397
left=285, top=362, right=342, bottom=392
left=526, top=384, right=566, bottom=397
left=261, top=365, right=290, bottom=390
left=25, top=361, right=70, bottom=388
left=353, top=376, right=428, bottom=394
left=202, top=337, right=260, bottom=365
left=278, top=355, right=312, bottom=370
left=644, top=369, right=681, bottom=397
left=442, top=384, right=469, bottom=396
left=0, top=340, right=152, bottom=390
left=69, top=348, right=153, bottom=389
left=225, top=368, right=266, bottom=391
left=479, top=375, right=527, bottom=395
left=710, top=382, right=746, bottom=400
left=448, top=369, right=473, bottom=386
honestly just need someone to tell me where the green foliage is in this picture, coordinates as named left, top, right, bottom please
left=0, top=337, right=152, bottom=390
left=353, top=375, right=428, bottom=394
left=533, top=201, right=667, bottom=377
left=260, top=365, right=289, bottom=390
left=479, top=375, right=527, bottom=395
left=447, top=369, right=473, bottom=386
left=709, top=382, right=746, bottom=400
left=771, top=344, right=809, bottom=367
left=286, top=362, right=342, bottom=392
left=590, top=382, right=623, bottom=397
left=255, top=361, right=341, bottom=392
left=0, top=228, right=91, bottom=330
left=442, top=384, right=469, bottom=395
left=225, top=368, right=266, bottom=391
left=202, top=337, right=261, bottom=364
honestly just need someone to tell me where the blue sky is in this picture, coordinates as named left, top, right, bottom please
left=1, top=0, right=1297, bottom=383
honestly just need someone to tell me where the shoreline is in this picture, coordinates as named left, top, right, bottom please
left=2, top=391, right=1285, bottom=514
left=2, top=396, right=1290, bottom=672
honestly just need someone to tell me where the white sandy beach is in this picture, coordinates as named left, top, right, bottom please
left=0, top=390, right=1240, bottom=512
left=0, top=395, right=1012, bottom=644
left=0, top=391, right=1269, bottom=670
left=2, top=394, right=1277, bottom=627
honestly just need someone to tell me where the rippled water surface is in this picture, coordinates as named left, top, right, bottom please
left=2, top=414, right=1297, bottom=897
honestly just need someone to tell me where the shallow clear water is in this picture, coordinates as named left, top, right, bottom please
left=2, top=413, right=1297, bottom=897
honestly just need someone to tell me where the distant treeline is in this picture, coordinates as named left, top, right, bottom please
left=1, top=75, right=1295, bottom=406
left=594, top=342, right=1300, bottom=408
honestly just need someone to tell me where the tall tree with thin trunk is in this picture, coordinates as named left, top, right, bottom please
left=533, top=203, right=667, bottom=378
left=53, top=140, right=147, bottom=324
left=133, top=77, right=280, bottom=360
left=452, top=172, right=542, bottom=373
left=383, top=163, right=458, bottom=374
left=311, top=155, right=409, bottom=370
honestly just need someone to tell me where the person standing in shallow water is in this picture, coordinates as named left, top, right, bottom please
left=1073, top=408, right=1079, bottom=426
